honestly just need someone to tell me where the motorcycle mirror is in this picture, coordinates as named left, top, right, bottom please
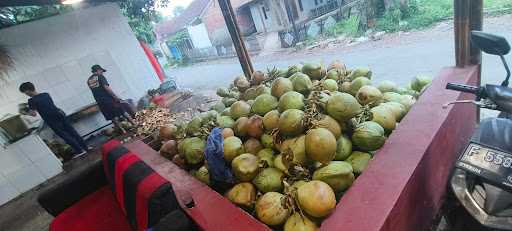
left=471, top=31, right=510, bottom=56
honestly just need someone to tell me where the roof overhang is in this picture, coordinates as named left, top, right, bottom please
left=0, top=0, right=117, bottom=7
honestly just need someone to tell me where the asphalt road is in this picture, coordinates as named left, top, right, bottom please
left=169, top=15, right=512, bottom=92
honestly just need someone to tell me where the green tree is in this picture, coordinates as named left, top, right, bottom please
left=0, top=5, right=72, bottom=28
left=119, top=0, right=169, bottom=44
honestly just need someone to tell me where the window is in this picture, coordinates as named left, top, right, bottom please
left=262, top=7, right=268, bottom=19
left=298, top=0, right=303, bottom=11
left=315, top=0, right=318, bottom=5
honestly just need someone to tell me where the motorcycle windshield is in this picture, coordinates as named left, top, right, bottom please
left=472, top=118, right=512, bottom=152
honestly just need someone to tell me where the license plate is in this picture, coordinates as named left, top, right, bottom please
left=456, top=142, right=512, bottom=190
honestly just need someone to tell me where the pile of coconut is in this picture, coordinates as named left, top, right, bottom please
left=157, top=60, right=432, bottom=230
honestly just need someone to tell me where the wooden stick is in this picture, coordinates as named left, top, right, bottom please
left=454, top=0, right=470, bottom=67
left=218, top=0, right=254, bottom=79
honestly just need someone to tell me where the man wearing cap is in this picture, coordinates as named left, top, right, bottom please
left=87, top=65, right=135, bottom=130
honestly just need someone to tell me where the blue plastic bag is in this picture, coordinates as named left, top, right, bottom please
left=205, top=127, right=234, bottom=185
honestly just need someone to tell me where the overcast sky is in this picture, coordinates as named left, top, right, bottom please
left=157, top=0, right=194, bottom=17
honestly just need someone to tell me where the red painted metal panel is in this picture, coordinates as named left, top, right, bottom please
left=125, top=141, right=270, bottom=231
left=125, top=66, right=479, bottom=231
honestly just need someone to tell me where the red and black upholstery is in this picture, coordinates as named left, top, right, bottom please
left=101, top=140, right=179, bottom=231
left=39, top=140, right=193, bottom=231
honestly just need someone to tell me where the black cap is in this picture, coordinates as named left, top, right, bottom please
left=91, top=64, right=107, bottom=73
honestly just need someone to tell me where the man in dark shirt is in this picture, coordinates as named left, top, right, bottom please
left=87, top=65, right=135, bottom=131
left=19, top=82, right=88, bottom=158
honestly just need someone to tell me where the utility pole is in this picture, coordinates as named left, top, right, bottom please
left=218, top=0, right=254, bottom=78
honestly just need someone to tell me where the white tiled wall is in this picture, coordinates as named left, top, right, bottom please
left=0, top=3, right=160, bottom=118
left=0, top=135, right=62, bottom=205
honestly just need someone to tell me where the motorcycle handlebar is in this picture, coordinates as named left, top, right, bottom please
left=446, top=83, right=480, bottom=94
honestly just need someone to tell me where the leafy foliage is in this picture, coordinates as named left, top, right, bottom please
left=167, top=31, right=190, bottom=46
left=0, top=5, right=72, bottom=28
left=327, top=16, right=361, bottom=37
left=119, top=0, right=168, bottom=44
left=375, top=0, right=512, bottom=33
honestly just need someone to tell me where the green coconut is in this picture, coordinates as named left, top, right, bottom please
left=222, top=97, right=237, bottom=107
left=186, top=117, right=202, bottom=136
left=263, top=110, right=280, bottom=131
left=349, top=77, right=372, bottom=95
left=346, top=151, right=372, bottom=175
left=399, top=94, right=416, bottom=112
left=232, top=153, right=260, bottom=182
left=326, top=92, right=362, bottom=122
left=377, top=80, right=398, bottom=93
left=287, top=65, right=302, bottom=77
left=313, top=161, right=355, bottom=192
left=335, top=135, right=352, bottom=161
left=278, top=91, right=305, bottom=112
left=315, top=115, right=342, bottom=139
left=302, top=63, right=326, bottom=80
left=234, top=75, right=250, bottom=91
left=410, top=75, right=432, bottom=92
left=216, top=87, right=230, bottom=97
left=305, top=128, right=337, bottom=164
left=194, top=166, right=210, bottom=185
left=278, top=109, right=305, bottom=137
left=370, top=106, right=397, bottom=131
left=347, top=67, right=372, bottom=80
left=251, top=71, right=267, bottom=85
left=223, top=136, right=245, bottom=162
left=290, top=72, right=313, bottom=94
left=217, top=116, right=235, bottom=128
left=381, top=102, right=407, bottom=121
left=284, top=213, right=318, bottom=231
left=261, top=133, right=274, bottom=149
left=325, top=69, right=343, bottom=81
left=234, top=117, right=249, bottom=137
left=226, top=183, right=256, bottom=210
left=257, top=149, right=275, bottom=167
left=230, top=101, right=251, bottom=119
left=210, top=102, right=226, bottom=112
left=228, top=90, right=240, bottom=99
left=182, top=137, right=205, bottom=165
left=352, top=121, right=386, bottom=151
left=323, top=79, right=339, bottom=92
left=243, top=87, right=259, bottom=101
left=273, top=154, right=287, bottom=173
left=253, top=168, right=285, bottom=193
left=340, top=81, right=351, bottom=93
left=244, top=138, right=263, bottom=155
left=221, top=107, right=231, bottom=116
left=382, top=92, right=402, bottom=103
left=255, top=192, right=291, bottom=226
left=279, top=135, right=307, bottom=166
left=251, top=94, right=278, bottom=116
left=255, top=85, right=271, bottom=96
left=356, top=85, right=383, bottom=106
left=271, top=77, right=294, bottom=98
left=291, top=180, right=307, bottom=191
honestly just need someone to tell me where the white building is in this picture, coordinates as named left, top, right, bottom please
left=0, top=3, right=160, bottom=205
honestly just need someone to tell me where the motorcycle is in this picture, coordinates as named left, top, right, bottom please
left=445, top=31, right=512, bottom=230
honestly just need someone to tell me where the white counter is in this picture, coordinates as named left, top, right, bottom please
left=0, top=134, right=62, bottom=205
